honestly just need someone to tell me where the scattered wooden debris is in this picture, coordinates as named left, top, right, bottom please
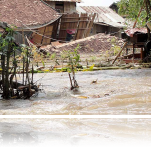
left=91, top=79, right=98, bottom=84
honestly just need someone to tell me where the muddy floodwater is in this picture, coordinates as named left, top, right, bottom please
left=0, top=118, right=151, bottom=148
left=0, top=69, right=151, bottom=147
left=0, top=69, right=151, bottom=115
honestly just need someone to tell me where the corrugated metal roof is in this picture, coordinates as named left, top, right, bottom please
left=125, top=28, right=147, bottom=37
left=77, top=6, right=125, bottom=28
left=0, top=0, right=61, bottom=29
left=44, top=0, right=81, bottom=2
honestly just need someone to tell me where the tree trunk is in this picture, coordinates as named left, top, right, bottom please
left=4, top=45, right=11, bottom=99
left=145, top=0, right=151, bottom=40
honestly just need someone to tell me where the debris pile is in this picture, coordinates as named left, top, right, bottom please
left=40, top=33, right=124, bottom=54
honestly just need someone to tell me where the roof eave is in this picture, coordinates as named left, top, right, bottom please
left=95, top=22, right=125, bottom=29
left=15, top=14, right=62, bottom=31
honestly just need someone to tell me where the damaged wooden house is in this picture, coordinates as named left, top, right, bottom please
left=0, top=0, right=95, bottom=47
left=112, top=26, right=151, bottom=64
left=0, top=0, right=61, bottom=46
left=42, top=0, right=96, bottom=43
left=56, top=12, right=96, bottom=42
left=119, top=28, right=149, bottom=63
left=76, top=6, right=125, bottom=38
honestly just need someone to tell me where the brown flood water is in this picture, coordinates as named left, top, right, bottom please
left=0, top=69, right=151, bottom=115
left=0, top=118, right=151, bottom=148
left=0, top=69, right=150, bottom=148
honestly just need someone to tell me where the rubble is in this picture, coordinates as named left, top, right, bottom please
left=39, top=33, right=124, bottom=54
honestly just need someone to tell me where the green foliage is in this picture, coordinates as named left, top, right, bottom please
left=61, top=50, right=68, bottom=59
left=46, top=52, right=50, bottom=58
left=90, top=56, right=96, bottom=62
left=21, top=44, right=31, bottom=59
left=0, top=27, right=16, bottom=55
left=50, top=53, right=56, bottom=60
left=62, top=45, right=80, bottom=90
left=89, top=65, right=94, bottom=71
left=110, top=37, right=121, bottom=56
left=63, top=44, right=80, bottom=73
left=113, top=46, right=121, bottom=55
left=0, top=27, right=18, bottom=99
left=118, top=0, right=151, bottom=27
left=111, top=37, right=116, bottom=43
left=0, top=27, right=17, bottom=62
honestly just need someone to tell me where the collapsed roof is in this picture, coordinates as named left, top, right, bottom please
left=0, top=0, right=61, bottom=30
left=125, top=28, right=148, bottom=37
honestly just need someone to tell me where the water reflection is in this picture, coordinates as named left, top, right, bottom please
left=0, top=118, right=151, bottom=148
left=0, top=132, right=41, bottom=147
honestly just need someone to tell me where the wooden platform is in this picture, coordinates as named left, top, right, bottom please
left=122, top=59, right=141, bottom=64
left=122, top=53, right=142, bottom=64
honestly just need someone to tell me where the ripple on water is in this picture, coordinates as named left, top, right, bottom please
left=0, top=69, right=151, bottom=115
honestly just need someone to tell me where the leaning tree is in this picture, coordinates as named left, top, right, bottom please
left=118, top=0, right=151, bottom=32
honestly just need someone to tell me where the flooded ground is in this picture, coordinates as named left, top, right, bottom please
left=1, top=69, right=151, bottom=147
left=0, top=69, right=151, bottom=115
left=0, top=118, right=151, bottom=148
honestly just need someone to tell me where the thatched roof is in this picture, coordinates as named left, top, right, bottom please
left=0, top=0, right=61, bottom=29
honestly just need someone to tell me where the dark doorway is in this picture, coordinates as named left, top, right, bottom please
left=55, top=2, right=64, bottom=13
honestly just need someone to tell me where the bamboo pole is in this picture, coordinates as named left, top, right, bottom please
left=4, top=29, right=14, bottom=99
left=68, top=73, right=73, bottom=90
left=22, top=26, right=25, bottom=85
left=22, top=27, right=25, bottom=44
left=145, top=0, right=151, bottom=40
left=23, top=57, right=25, bottom=85
left=1, top=55, right=5, bottom=97
left=112, top=42, right=128, bottom=64
left=32, top=64, right=34, bottom=84
left=84, top=13, right=96, bottom=38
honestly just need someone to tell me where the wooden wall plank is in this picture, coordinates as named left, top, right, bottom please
left=58, top=13, right=79, bottom=41
left=58, top=13, right=96, bottom=41
left=64, top=2, right=76, bottom=13
left=42, top=25, right=53, bottom=45
left=75, top=13, right=88, bottom=40
left=84, top=13, right=96, bottom=38
left=44, top=1, right=55, bottom=9
left=32, top=25, right=53, bottom=46
left=52, top=19, right=60, bottom=40
left=32, top=27, right=45, bottom=46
